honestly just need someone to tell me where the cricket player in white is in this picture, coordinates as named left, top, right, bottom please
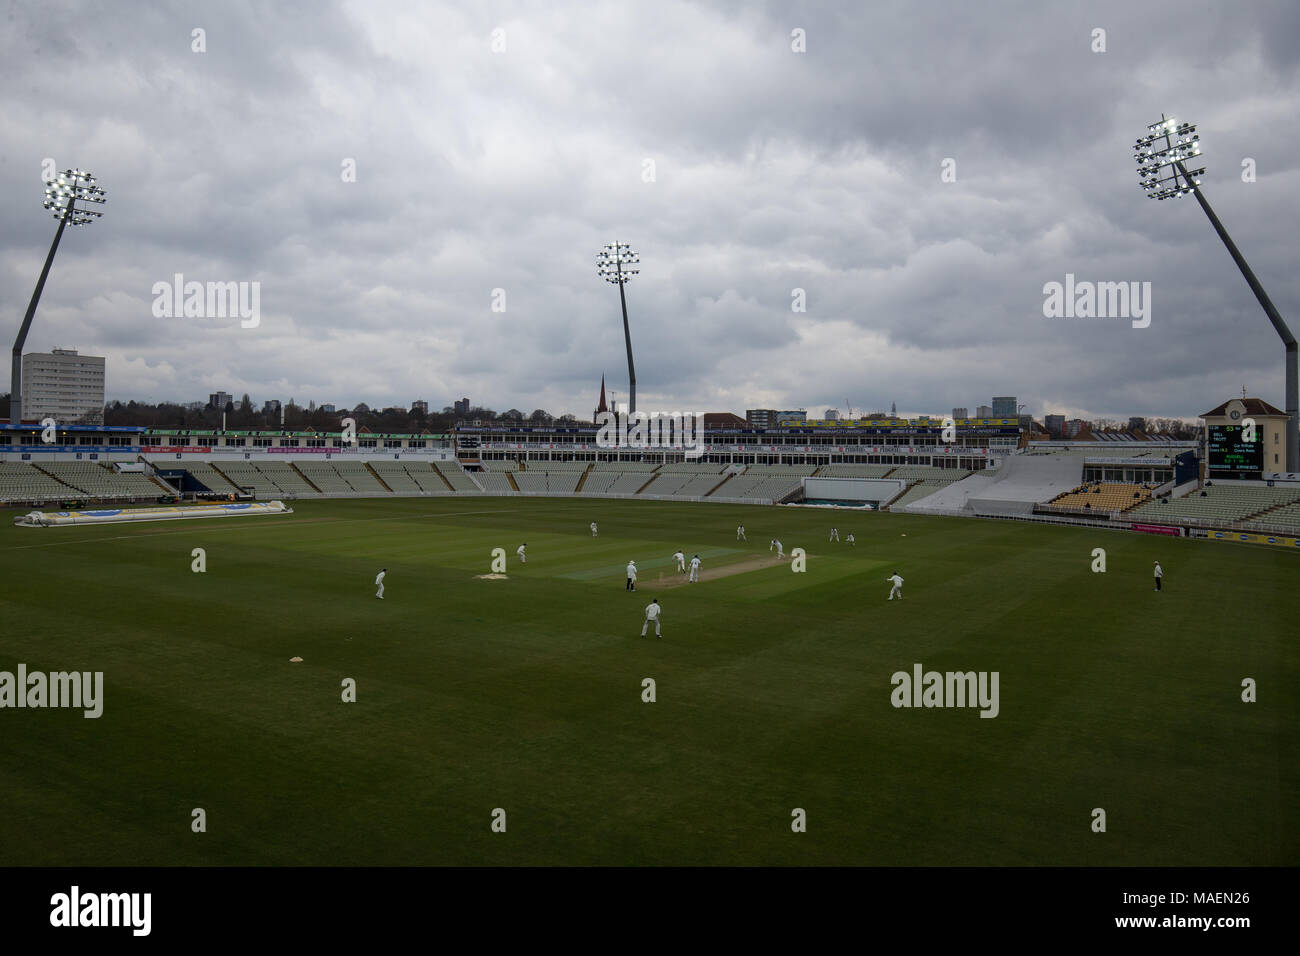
left=737, top=525, right=746, bottom=541
left=846, top=533, right=855, bottom=546
left=1153, top=561, right=1163, bottom=592
left=774, top=539, right=784, bottom=559
left=641, top=599, right=662, bottom=638
left=517, top=543, right=526, bottom=564
left=673, top=550, right=686, bottom=573
left=626, top=560, right=638, bottom=591
left=887, top=571, right=904, bottom=600
left=375, top=568, right=386, bottom=599
left=829, top=527, right=839, bottom=541
left=689, top=554, right=702, bottom=582
left=769, top=538, right=776, bottom=552
left=590, top=522, right=598, bottom=537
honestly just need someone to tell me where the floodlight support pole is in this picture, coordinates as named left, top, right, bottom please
left=617, top=255, right=636, bottom=415
left=1178, top=160, right=1299, bottom=473
left=11, top=207, right=71, bottom=425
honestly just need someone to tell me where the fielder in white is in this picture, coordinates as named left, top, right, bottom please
left=737, top=525, right=747, bottom=541
left=626, top=560, right=638, bottom=591
left=517, top=543, right=526, bottom=564
left=590, top=522, right=598, bottom=537
left=887, top=571, right=904, bottom=600
left=641, top=598, right=662, bottom=639
left=846, top=533, right=855, bottom=546
left=689, top=554, right=702, bottom=582
left=829, top=527, right=839, bottom=541
left=375, top=568, right=386, bottom=599
left=673, top=550, right=686, bottom=573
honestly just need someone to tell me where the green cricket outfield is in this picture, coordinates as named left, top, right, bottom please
left=0, top=496, right=1294, bottom=865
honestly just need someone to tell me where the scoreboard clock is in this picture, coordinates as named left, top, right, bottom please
left=1208, top=424, right=1262, bottom=479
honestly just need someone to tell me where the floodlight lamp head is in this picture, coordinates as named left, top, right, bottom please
left=1135, top=118, right=1203, bottom=200
left=595, top=241, right=641, bottom=284
left=42, top=167, right=106, bottom=224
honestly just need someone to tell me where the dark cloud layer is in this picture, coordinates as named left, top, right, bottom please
left=2, top=0, right=1298, bottom=421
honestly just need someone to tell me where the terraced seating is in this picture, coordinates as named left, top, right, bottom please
left=818, top=464, right=895, bottom=478
left=476, top=472, right=516, bottom=492
left=1256, top=502, right=1300, bottom=532
left=295, top=461, right=352, bottom=492
left=214, top=461, right=317, bottom=496
left=252, top=461, right=319, bottom=495
left=888, top=465, right=972, bottom=481
left=512, top=472, right=548, bottom=492
left=1128, top=483, right=1300, bottom=525
left=39, top=462, right=163, bottom=498
left=593, top=461, right=661, bottom=472
left=1047, top=482, right=1153, bottom=513
left=212, top=461, right=282, bottom=497
left=404, top=461, right=457, bottom=492
left=330, top=461, right=388, bottom=493
left=368, top=460, right=424, bottom=492
left=888, top=479, right=955, bottom=509
left=709, top=473, right=804, bottom=501
left=655, top=462, right=725, bottom=474
left=181, top=461, right=242, bottom=493
left=0, top=462, right=78, bottom=501
left=525, top=460, right=588, bottom=471
left=433, top=460, right=481, bottom=491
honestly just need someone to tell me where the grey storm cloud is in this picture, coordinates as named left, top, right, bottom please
left=1, top=0, right=1298, bottom=422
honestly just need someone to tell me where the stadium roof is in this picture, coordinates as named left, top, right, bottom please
left=1200, top=398, right=1286, bottom=418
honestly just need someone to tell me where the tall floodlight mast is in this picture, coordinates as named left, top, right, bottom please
left=10, top=168, right=106, bottom=424
left=1135, top=116, right=1297, bottom=472
left=596, top=241, right=640, bottom=415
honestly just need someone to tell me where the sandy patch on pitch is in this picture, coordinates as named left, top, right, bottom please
left=475, top=573, right=508, bottom=580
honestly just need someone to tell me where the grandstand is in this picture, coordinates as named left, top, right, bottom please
left=1043, top=482, right=1154, bottom=514
left=367, top=460, right=426, bottom=492
left=432, top=460, right=481, bottom=492
left=177, top=461, right=243, bottom=494
left=1127, top=483, right=1300, bottom=527
left=0, top=462, right=79, bottom=502
left=709, top=465, right=816, bottom=502
left=579, top=470, right=654, bottom=494
left=818, top=464, right=896, bottom=478
left=477, top=471, right=516, bottom=492
left=37, top=462, right=167, bottom=499
left=403, top=461, right=458, bottom=492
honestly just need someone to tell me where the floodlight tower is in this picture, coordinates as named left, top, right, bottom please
left=596, top=241, right=640, bottom=415
left=10, top=169, right=106, bottom=424
left=1135, top=116, right=1297, bottom=472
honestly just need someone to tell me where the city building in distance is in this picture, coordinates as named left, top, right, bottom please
left=20, top=348, right=105, bottom=424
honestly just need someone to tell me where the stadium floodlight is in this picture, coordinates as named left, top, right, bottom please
left=596, top=241, right=640, bottom=415
left=1134, top=115, right=1297, bottom=472
left=11, top=168, right=107, bottom=426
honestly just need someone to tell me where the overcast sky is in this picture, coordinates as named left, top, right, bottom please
left=3, top=0, right=1298, bottom=422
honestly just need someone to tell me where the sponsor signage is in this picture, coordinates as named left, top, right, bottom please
left=2, top=445, right=142, bottom=454
left=1130, top=524, right=1183, bottom=536
left=1208, top=530, right=1300, bottom=547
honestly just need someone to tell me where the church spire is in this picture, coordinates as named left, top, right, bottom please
left=595, top=375, right=609, bottom=421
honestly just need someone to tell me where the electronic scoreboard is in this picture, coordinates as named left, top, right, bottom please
left=1207, top=425, right=1262, bottom=479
